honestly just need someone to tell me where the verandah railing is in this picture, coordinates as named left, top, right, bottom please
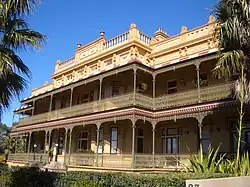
left=8, top=153, right=46, bottom=164
left=66, top=153, right=189, bottom=169
left=18, top=82, right=233, bottom=126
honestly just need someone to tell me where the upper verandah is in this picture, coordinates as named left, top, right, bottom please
left=23, top=15, right=218, bottom=103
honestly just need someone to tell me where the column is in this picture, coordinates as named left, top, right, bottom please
left=152, top=74, right=156, bottom=110
left=152, top=121, right=157, bottom=168
left=95, top=123, right=101, bottom=167
left=47, top=130, right=52, bottom=163
left=70, top=88, right=74, bottom=107
left=131, top=120, right=136, bottom=169
left=133, top=67, right=137, bottom=105
left=49, top=95, right=53, bottom=112
left=14, top=136, right=18, bottom=160
left=27, top=132, right=32, bottom=162
left=196, top=114, right=204, bottom=150
left=32, top=101, right=35, bottom=116
left=48, top=131, right=51, bottom=151
left=99, top=78, right=102, bottom=101
left=67, top=128, right=72, bottom=165
left=63, top=129, right=68, bottom=164
left=43, top=131, right=47, bottom=163
left=195, top=62, right=201, bottom=102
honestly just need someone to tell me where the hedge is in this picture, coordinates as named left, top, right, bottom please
left=0, top=165, right=230, bottom=187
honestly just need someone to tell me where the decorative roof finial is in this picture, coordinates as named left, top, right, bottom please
left=130, top=23, right=137, bottom=29
left=180, top=26, right=188, bottom=34
left=208, top=15, right=216, bottom=23
left=77, top=43, right=82, bottom=48
left=100, top=30, right=105, bottom=37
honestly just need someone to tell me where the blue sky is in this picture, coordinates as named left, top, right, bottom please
left=2, top=0, right=217, bottom=126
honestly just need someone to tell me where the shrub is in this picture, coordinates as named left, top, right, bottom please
left=0, top=166, right=230, bottom=187
left=219, top=152, right=250, bottom=176
left=187, top=144, right=225, bottom=174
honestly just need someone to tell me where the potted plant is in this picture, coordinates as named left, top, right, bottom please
left=47, top=149, right=53, bottom=163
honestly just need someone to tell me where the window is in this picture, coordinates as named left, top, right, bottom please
left=112, top=81, right=120, bottom=96
left=231, top=120, right=250, bottom=153
left=200, top=125, right=211, bottom=153
left=137, top=128, right=144, bottom=153
left=78, top=132, right=88, bottom=151
left=110, top=127, right=118, bottom=153
left=162, top=128, right=179, bottom=154
left=167, top=80, right=177, bottom=94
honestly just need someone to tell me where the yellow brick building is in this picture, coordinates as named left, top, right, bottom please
left=9, top=16, right=244, bottom=171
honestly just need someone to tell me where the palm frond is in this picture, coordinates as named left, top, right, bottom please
left=1, top=0, right=40, bottom=16
left=2, top=16, right=46, bottom=50
left=213, top=50, right=244, bottom=78
left=0, top=69, right=27, bottom=118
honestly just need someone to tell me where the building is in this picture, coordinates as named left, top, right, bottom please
left=8, top=16, right=244, bottom=171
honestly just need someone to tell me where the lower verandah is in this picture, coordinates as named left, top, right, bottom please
left=10, top=112, right=233, bottom=169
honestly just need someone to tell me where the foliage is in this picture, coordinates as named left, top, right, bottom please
left=47, top=149, right=53, bottom=157
left=0, top=155, right=5, bottom=163
left=0, top=124, right=10, bottom=152
left=187, top=144, right=250, bottom=176
left=219, top=152, right=250, bottom=176
left=0, top=166, right=230, bottom=187
left=192, top=79, right=208, bottom=88
left=187, top=144, right=225, bottom=174
left=1, top=135, right=16, bottom=154
left=0, top=0, right=46, bottom=118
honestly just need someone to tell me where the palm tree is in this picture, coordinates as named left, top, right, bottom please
left=0, top=0, right=46, bottom=118
left=213, top=0, right=250, bottom=166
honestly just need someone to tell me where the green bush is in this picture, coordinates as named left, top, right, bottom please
left=0, top=166, right=230, bottom=187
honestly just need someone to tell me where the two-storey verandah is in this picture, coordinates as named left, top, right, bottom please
left=9, top=53, right=237, bottom=170
left=9, top=101, right=238, bottom=170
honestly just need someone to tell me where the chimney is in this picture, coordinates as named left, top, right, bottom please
left=154, top=28, right=169, bottom=41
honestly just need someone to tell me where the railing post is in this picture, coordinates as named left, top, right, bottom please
left=95, top=123, right=101, bottom=167
left=195, top=62, right=201, bottom=102
left=131, top=118, right=136, bottom=169
left=63, top=128, right=68, bottom=165
left=68, top=127, right=73, bottom=165
left=152, top=74, right=156, bottom=110
left=27, top=132, right=32, bottom=162
left=152, top=121, right=157, bottom=168
left=133, top=67, right=137, bottom=105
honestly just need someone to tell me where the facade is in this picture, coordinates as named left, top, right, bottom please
left=8, top=16, right=245, bottom=170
